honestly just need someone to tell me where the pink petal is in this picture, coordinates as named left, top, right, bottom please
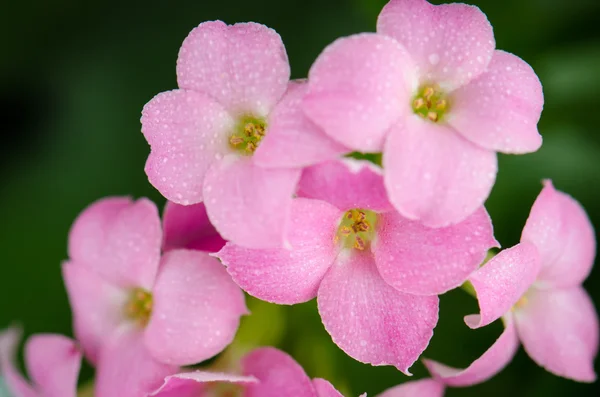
left=62, top=262, right=128, bottom=364
left=242, top=347, right=317, bottom=397
left=149, top=371, right=257, bottom=397
left=377, top=0, right=495, bottom=89
left=317, top=252, right=439, bottom=374
left=449, top=50, right=543, bottom=154
left=376, top=379, right=445, bottom=397
left=383, top=119, right=497, bottom=227
left=514, top=286, right=599, bottom=382
left=68, top=197, right=162, bottom=289
left=303, top=33, right=415, bottom=152
left=297, top=159, right=393, bottom=212
left=24, top=335, right=81, bottom=397
left=465, top=243, right=540, bottom=329
left=424, top=320, right=519, bottom=387
left=162, top=201, right=226, bottom=253
left=0, top=327, right=37, bottom=397
left=176, top=21, right=290, bottom=116
left=253, top=81, right=349, bottom=169
left=203, top=157, right=301, bottom=249
left=218, top=198, right=340, bottom=304
left=145, top=250, right=247, bottom=366
left=374, top=207, right=497, bottom=296
left=521, top=180, right=596, bottom=288
left=95, top=329, right=178, bottom=397
left=313, top=379, right=344, bottom=397
left=142, top=90, right=234, bottom=205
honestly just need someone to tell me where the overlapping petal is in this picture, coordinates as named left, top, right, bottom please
left=0, top=328, right=37, bottom=397
left=145, top=250, right=247, bottom=366
left=374, top=207, right=497, bottom=296
left=377, top=0, right=495, bottom=90
left=219, top=198, right=341, bottom=304
left=149, top=371, right=257, bottom=397
left=313, top=378, right=344, bottom=397
left=376, top=379, right=445, bottom=397
left=176, top=21, right=290, bottom=116
left=317, top=252, right=438, bottom=374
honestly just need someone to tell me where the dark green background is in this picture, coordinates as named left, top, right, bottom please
left=1, top=0, right=599, bottom=395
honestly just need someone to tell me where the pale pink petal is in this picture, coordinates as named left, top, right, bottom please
left=203, top=157, right=301, bottom=249
left=176, top=21, right=290, bottom=116
left=317, top=252, right=438, bottom=374
left=383, top=119, right=497, bottom=227
left=62, top=262, right=128, bottom=364
left=521, top=180, right=596, bottom=288
left=377, top=0, right=495, bottom=89
left=142, top=90, right=234, bottom=205
left=145, top=250, right=246, bottom=366
left=253, top=81, right=349, bottom=168
left=95, top=329, right=178, bottom=397
left=25, top=335, right=81, bottom=397
left=68, top=197, right=162, bottom=289
left=374, top=207, right=497, bottom=296
left=424, top=320, right=519, bottom=387
left=313, top=379, right=344, bottom=397
left=449, top=50, right=543, bottom=154
left=376, top=379, right=444, bottom=397
left=162, top=201, right=226, bottom=253
left=0, top=327, right=37, bottom=397
left=149, top=371, right=257, bottom=397
left=303, top=33, right=415, bottom=152
left=514, top=286, right=599, bottom=382
left=219, top=198, right=340, bottom=304
left=465, top=243, right=540, bottom=329
left=242, top=347, right=317, bottom=397
left=297, top=159, right=393, bottom=212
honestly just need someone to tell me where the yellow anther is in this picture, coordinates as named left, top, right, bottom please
left=229, top=136, right=244, bottom=146
left=436, top=99, right=447, bottom=110
left=427, top=112, right=439, bottom=122
left=354, top=236, right=366, bottom=251
left=413, top=98, right=425, bottom=109
left=423, top=86, right=435, bottom=99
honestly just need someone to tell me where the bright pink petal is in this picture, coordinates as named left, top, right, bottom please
left=142, top=90, right=234, bottom=205
left=162, top=201, right=226, bottom=253
left=62, top=262, right=128, bottom=364
left=303, top=33, right=415, bottom=152
left=176, top=21, right=290, bottom=116
left=242, top=347, right=317, bottom=397
left=218, top=198, right=340, bottom=305
left=424, top=320, right=519, bottom=387
left=0, top=327, right=37, bottom=397
left=377, top=0, right=495, bottom=89
left=145, top=250, right=247, bottom=366
left=383, top=119, right=497, bottom=227
left=313, top=379, right=344, bottom=397
left=68, top=197, right=162, bottom=289
left=95, top=329, right=178, bottom=397
left=149, top=371, right=257, bottom=397
left=25, top=335, right=81, bottom=397
left=374, top=207, right=497, bottom=296
left=449, top=50, right=543, bottom=154
left=253, top=81, right=349, bottom=169
left=376, top=379, right=445, bottom=397
left=203, top=157, right=301, bottom=249
left=514, top=286, right=599, bottom=382
left=297, top=159, right=393, bottom=212
left=521, top=180, right=596, bottom=288
left=465, top=243, right=540, bottom=329
left=317, top=252, right=439, bottom=374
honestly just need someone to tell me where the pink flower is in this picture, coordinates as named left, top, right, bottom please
left=0, top=327, right=82, bottom=397
left=217, top=159, right=497, bottom=373
left=142, top=21, right=345, bottom=249
left=302, top=0, right=543, bottom=227
left=425, top=180, right=598, bottom=384
left=62, top=197, right=248, bottom=396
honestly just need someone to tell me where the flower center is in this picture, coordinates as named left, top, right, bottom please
left=124, top=288, right=153, bottom=327
left=412, top=84, right=449, bottom=123
left=335, top=209, right=378, bottom=251
left=229, top=115, right=267, bottom=155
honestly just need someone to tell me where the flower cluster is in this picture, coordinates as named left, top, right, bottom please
left=1, top=0, right=597, bottom=396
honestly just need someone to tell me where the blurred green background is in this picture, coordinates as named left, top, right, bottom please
left=1, top=0, right=599, bottom=395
